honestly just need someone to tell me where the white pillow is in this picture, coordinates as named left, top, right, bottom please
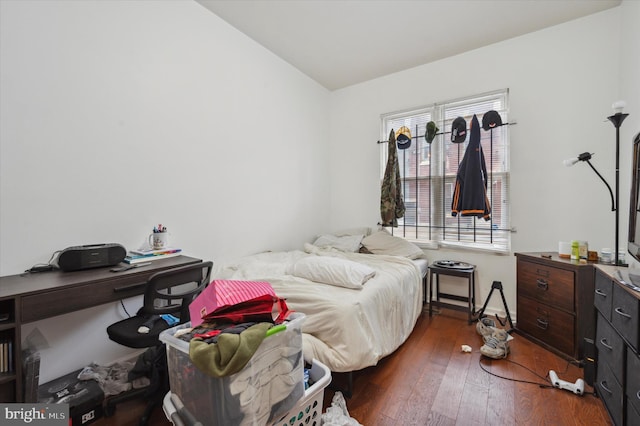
left=361, top=230, right=424, bottom=259
left=289, top=256, right=376, bottom=289
left=333, top=227, right=372, bottom=237
left=312, top=234, right=364, bottom=253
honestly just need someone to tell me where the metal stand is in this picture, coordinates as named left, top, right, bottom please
left=475, top=281, right=514, bottom=333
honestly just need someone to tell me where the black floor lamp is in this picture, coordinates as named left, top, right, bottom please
left=564, top=101, right=629, bottom=265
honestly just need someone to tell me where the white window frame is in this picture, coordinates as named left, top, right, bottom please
left=380, top=89, right=511, bottom=253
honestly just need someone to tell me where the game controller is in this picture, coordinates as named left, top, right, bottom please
left=549, top=370, right=584, bottom=395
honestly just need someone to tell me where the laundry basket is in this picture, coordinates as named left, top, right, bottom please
left=164, top=359, right=332, bottom=426
left=159, top=313, right=305, bottom=426
left=270, top=358, right=331, bottom=426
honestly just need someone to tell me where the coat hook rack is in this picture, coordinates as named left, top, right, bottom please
left=376, top=121, right=516, bottom=144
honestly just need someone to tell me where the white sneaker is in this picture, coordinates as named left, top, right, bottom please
left=476, top=317, right=496, bottom=341
left=480, top=328, right=512, bottom=359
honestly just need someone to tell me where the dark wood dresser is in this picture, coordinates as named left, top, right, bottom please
left=594, top=265, right=640, bottom=426
left=515, top=252, right=596, bottom=363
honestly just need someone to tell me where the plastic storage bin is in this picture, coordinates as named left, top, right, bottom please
left=159, top=313, right=305, bottom=426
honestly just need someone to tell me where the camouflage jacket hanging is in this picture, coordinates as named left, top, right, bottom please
left=380, top=129, right=405, bottom=226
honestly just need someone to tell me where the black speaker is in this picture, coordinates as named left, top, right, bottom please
left=57, top=243, right=126, bottom=272
left=583, top=337, right=596, bottom=387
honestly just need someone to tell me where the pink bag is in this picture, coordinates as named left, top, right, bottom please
left=188, top=279, right=290, bottom=327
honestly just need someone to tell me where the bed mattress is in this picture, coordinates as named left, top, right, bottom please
left=213, top=249, right=424, bottom=373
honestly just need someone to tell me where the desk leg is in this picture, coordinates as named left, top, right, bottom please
left=466, top=276, right=470, bottom=324
left=429, top=271, right=440, bottom=316
left=472, top=271, right=476, bottom=317
left=428, top=271, right=434, bottom=317
left=423, top=275, right=427, bottom=305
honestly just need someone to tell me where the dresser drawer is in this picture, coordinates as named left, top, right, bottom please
left=594, top=270, right=613, bottom=321
left=516, top=296, right=574, bottom=356
left=611, top=284, right=640, bottom=351
left=517, top=260, right=574, bottom=312
left=596, top=314, right=625, bottom=384
left=628, top=346, right=640, bottom=415
left=19, top=262, right=203, bottom=323
left=21, top=276, right=147, bottom=323
left=596, top=361, right=623, bottom=426
left=629, top=399, right=640, bottom=426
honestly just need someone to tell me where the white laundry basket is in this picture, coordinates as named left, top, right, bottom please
left=270, top=358, right=331, bottom=426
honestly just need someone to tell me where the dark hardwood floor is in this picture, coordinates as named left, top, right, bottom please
left=94, top=307, right=612, bottom=425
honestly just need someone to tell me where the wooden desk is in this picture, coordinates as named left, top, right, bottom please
left=0, top=255, right=202, bottom=402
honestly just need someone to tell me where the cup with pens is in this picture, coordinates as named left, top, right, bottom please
left=149, top=224, right=169, bottom=250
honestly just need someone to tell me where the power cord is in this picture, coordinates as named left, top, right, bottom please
left=120, top=300, right=131, bottom=318
left=478, top=356, right=553, bottom=388
left=25, top=250, right=60, bottom=273
left=479, top=356, right=595, bottom=396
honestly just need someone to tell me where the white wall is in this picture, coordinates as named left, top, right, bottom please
left=620, top=0, right=640, bottom=272
left=328, top=4, right=638, bottom=316
left=0, top=0, right=330, bottom=382
left=1, top=0, right=637, bottom=384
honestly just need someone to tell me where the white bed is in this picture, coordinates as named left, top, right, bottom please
left=212, top=229, right=426, bottom=374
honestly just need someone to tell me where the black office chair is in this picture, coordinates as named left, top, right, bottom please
left=104, top=261, right=213, bottom=425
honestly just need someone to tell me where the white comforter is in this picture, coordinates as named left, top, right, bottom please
left=213, top=248, right=423, bottom=372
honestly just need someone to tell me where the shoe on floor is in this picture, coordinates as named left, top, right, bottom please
left=480, top=328, right=511, bottom=359
left=476, top=317, right=496, bottom=340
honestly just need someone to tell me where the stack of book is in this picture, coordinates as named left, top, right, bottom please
left=123, top=248, right=183, bottom=264
left=0, top=338, right=13, bottom=374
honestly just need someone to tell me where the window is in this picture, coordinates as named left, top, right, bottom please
left=381, top=89, right=510, bottom=253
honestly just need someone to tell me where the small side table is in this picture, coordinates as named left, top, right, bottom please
left=428, top=263, right=476, bottom=324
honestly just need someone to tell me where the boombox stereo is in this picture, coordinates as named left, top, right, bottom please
left=57, top=243, right=126, bottom=272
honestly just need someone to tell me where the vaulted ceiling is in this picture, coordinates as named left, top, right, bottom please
left=196, top=0, right=621, bottom=90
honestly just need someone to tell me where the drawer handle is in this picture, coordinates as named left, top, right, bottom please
left=536, top=279, right=548, bottom=291
left=536, top=317, right=549, bottom=330
left=599, top=381, right=613, bottom=395
left=637, top=390, right=640, bottom=401
left=536, top=268, right=549, bottom=277
left=594, top=289, right=608, bottom=297
left=614, top=307, right=632, bottom=319
left=600, top=338, right=613, bottom=351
